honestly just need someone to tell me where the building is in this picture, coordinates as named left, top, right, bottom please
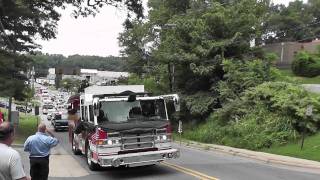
left=80, top=69, right=98, bottom=83
left=51, top=67, right=129, bottom=87
left=263, top=40, right=320, bottom=68
left=96, top=71, right=129, bottom=84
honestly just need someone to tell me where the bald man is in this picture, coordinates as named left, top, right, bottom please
left=24, top=123, right=59, bottom=180
left=0, top=122, right=29, bottom=180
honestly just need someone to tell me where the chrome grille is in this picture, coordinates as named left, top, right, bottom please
left=121, top=131, right=155, bottom=150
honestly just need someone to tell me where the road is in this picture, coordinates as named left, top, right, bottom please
left=15, top=113, right=320, bottom=180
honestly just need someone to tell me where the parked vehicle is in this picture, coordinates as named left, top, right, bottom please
left=16, top=106, right=32, bottom=113
left=71, top=85, right=180, bottom=170
left=0, top=102, right=9, bottom=109
left=52, top=113, right=68, bottom=131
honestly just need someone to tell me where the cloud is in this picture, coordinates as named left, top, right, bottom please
left=37, top=5, right=127, bottom=57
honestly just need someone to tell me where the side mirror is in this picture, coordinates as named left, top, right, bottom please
left=93, top=98, right=100, bottom=116
left=173, top=95, right=180, bottom=112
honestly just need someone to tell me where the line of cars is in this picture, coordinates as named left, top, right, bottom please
left=37, top=85, right=70, bottom=132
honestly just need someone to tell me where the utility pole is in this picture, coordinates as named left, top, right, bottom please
left=168, top=62, right=175, bottom=92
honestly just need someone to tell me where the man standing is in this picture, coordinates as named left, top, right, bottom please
left=0, top=122, right=29, bottom=180
left=24, top=123, right=59, bottom=180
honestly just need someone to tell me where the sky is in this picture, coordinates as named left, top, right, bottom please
left=37, top=0, right=307, bottom=57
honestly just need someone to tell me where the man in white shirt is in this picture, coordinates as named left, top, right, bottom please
left=0, top=122, right=29, bottom=180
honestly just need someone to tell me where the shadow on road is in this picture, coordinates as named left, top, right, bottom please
left=96, top=164, right=175, bottom=179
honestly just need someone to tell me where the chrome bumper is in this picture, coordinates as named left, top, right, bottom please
left=97, top=148, right=180, bottom=167
left=55, top=125, right=68, bottom=128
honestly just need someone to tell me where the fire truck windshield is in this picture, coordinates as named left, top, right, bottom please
left=99, top=99, right=167, bottom=123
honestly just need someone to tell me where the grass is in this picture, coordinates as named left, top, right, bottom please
left=14, top=114, right=39, bottom=144
left=1, top=108, right=38, bottom=144
left=279, top=69, right=320, bottom=84
left=263, top=133, right=320, bottom=162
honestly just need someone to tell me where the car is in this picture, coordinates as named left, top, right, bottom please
left=47, top=113, right=53, bottom=120
left=16, top=106, right=32, bottom=113
left=0, top=102, right=9, bottom=109
left=42, top=104, right=54, bottom=114
left=52, top=113, right=68, bottom=131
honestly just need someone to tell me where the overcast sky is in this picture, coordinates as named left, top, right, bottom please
left=37, top=0, right=307, bottom=57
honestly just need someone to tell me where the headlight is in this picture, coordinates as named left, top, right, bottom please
left=157, top=136, right=161, bottom=141
left=114, top=139, right=120, bottom=144
left=107, top=140, right=113, bottom=145
left=162, top=135, right=167, bottom=141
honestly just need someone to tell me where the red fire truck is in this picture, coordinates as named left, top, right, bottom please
left=70, top=85, right=180, bottom=170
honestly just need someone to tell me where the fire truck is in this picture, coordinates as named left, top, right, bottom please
left=71, top=85, right=180, bottom=170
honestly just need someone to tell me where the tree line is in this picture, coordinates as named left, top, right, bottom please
left=29, top=53, right=128, bottom=78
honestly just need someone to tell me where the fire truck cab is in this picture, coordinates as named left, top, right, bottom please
left=71, top=85, right=180, bottom=170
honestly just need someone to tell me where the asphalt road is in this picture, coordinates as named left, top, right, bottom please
left=18, top=113, right=316, bottom=180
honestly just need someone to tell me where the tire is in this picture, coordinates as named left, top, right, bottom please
left=86, top=144, right=100, bottom=171
left=72, top=133, right=81, bottom=155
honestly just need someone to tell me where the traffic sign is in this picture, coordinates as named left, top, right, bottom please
left=178, top=120, right=182, bottom=133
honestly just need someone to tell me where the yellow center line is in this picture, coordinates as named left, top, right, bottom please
left=161, top=161, right=220, bottom=180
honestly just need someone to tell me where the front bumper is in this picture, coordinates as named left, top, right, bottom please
left=97, top=148, right=180, bottom=167
left=54, top=125, right=68, bottom=129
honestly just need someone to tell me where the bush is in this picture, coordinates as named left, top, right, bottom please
left=219, top=59, right=277, bottom=105
left=292, top=51, right=320, bottom=77
left=183, top=82, right=320, bottom=150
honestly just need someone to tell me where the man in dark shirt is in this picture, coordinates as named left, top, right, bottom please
left=24, top=123, right=59, bottom=180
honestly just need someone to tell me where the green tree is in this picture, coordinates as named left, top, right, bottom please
left=0, top=50, right=31, bottom=100
left=61, top=78, right=81, bottom=92
left=119, top=0, right=272, bottom=121
left=264, top=0, right=320, bottom=43
left=119, top=20, right=151, bottom=76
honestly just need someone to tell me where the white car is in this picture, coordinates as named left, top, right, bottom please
left=42, top=109, right=48, bottom=114
left=47, top=113, right=53, bottom=120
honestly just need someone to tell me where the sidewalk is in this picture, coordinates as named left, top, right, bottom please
left=14, top=145, right=89, bottom=179
left=175, top=139, right=320, bottom=170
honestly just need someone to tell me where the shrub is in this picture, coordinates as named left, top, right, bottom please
left=183, top=82, right=320, bottom=150
left=219, top=59, right=277, bottom=105
left=292, top=51, right=320, bottom=77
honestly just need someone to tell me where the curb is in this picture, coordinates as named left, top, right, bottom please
left=175, top=140, right=320, bottom=170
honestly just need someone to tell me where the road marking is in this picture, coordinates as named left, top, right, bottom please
left=161, top=161, right=219, bottom=180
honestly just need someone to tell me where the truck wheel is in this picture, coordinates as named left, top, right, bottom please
left=72, top=134, right=81, bottom=155
left=86, top=145, right=100, bottom=171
